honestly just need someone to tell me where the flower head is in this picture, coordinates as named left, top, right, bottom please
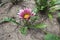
left=18, top=8, right=35, bottom=20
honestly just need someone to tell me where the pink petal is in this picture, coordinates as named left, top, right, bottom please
left=19, top=16, right=23, bottom=19
left=24, top=8, right=32, bottom=14
left=18, top=8, right=36, bottom=19
left=18, top=9, right=24, bottom=15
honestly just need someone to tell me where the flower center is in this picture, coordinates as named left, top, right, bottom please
left=24, top=14, right=30, bottom=19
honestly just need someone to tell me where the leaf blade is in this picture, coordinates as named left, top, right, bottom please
left=44, top=33, right=60, bottom=40
left=34, top=23, right=47, bottom=28
left=20, top=27, right=28, bottom=35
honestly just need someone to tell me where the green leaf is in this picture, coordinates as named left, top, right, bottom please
left=58, top=13, right=60, bottom=17
left=33, top=8, right=39, bottom=13
left=35, top=0, right=47, bottom=11
left=50, top=0, right=57, bottom=6
left=50, top=5, right=60, bottom=12
left=44, top=33, right=60, bottom=40
left=34, top=23, right=47, bottom=28
left=3, top=17, right=11, bottom=22
left=2, top=17, right=20, bottom=25
left=10, top=18, right=20, bottom=25
left=36, top=0, right=40, bottom=5
left=48, top=13, right=53, bottom=20
left=40, top=0, right=47, bottom=6
left=55, top=0, right=60, bottom=5
left=31, top=16, right=39, bottom=22
left=20, top=27, right=28, bottom=35
left=40, top=6, right=45, bottom=10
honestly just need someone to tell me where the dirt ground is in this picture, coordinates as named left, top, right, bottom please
left=0, top=0, right=60, bottom=40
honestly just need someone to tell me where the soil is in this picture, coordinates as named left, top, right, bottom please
left=0, top=0, right=60, bottom=40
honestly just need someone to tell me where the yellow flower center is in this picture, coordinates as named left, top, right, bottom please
left=24, top=14, right=30, bottom=19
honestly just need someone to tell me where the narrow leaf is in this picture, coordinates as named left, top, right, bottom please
left=20, top=27, right=28, bottom=35
left=44, top=33, right=60, bottom=40
left=55, top=0, right=60, bottom=5
left=50, top=5, right=60, bottom=12
left=34, top=23, right=47, bottom=28
left=33, top=8, right=39, bottom=13
left=2, top=17, right=20, bottom=25
left=58, top=13, right=60, bottom=17
left=50, top=0, right=57, bottom=6
left=48, top=13, right=53, bottom=20
left=3, top=17, right=11, bottom=22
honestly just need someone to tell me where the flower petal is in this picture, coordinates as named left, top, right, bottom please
left=18, top=8, right=35, bottom=20
left=18, top=9, right=24, bottom=15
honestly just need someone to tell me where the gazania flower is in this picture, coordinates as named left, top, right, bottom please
left=18, top=8, right=35, bottom=20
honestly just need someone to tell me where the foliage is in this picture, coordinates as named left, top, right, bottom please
left=34, top=0, right=60, bottom=20
left=34, top=23, right=47, bottom=28
left=48, top=13, right=53, bottom=20
left=58, top=13, right=60, bottom=17
left=44, top=33, right=60, bottom=40
left=20, top=27, right=28, bottom=35
left=1, top=17, right=20, bottom=25
left=34, top=0, right=47, bottom=11
left=57, top=13, right=60, bottom=24
left=1, top=15, right=47, bottom=35
left=55, top=0, right=60, bottom=5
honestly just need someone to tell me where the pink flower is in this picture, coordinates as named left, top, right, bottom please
left=18, top=8, right=35, bottom=20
